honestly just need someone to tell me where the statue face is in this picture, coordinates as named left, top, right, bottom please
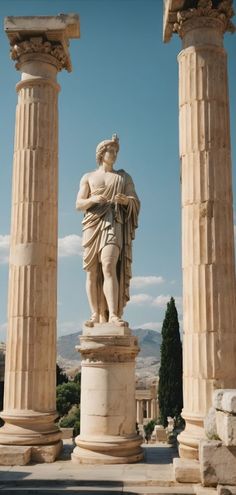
left=103, top=144, right=118, bottom=166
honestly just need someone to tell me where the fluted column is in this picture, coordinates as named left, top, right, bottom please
left=0, top=15, right=79, bottom=463
left=163, top=0, right=236, bottom=460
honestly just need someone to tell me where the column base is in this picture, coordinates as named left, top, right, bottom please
left=72, top=434, right=144, bottom=464
left=178, top=413, right=206, bottom=460
left=0, top=410, right=61, bottom=446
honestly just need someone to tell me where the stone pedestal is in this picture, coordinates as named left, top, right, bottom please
left=163, top=1, right=236, bottom=461
left=0, top=15, right=79, bottom=464
left=72, top=324, right=143, bottom=464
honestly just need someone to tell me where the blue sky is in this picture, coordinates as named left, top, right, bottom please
left=0, top=0, right=235, bottom=339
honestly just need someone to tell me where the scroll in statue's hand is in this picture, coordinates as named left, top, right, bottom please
left=115, top=193, right=129, bottom=206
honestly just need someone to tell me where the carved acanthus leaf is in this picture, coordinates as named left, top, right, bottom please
left=172, top=0, right=235, bottom=37
left=10, top=37, right=69, bottom=70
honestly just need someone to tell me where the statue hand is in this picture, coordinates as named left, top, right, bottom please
left=115, top=193, right=129, bottom=206
left=90, top=195, right=107, bottom=204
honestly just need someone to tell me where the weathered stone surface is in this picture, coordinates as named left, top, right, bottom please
left=214, top=390, right=236, bottom=414
left=217, top=485, right=236, bottom=495
left=31, top=441, right=63, bottom=463
left=205, top=407, right=218, bottom=440
left=200, top=440, right=236, bottom=487
left=216, top=411, right=236, bottom=446
left=0, top=445, right=31, bottom=465
left=155, top=425, right=167, bottom=442
left=72, top=326, right=143, bottom=464
left=173, top=457, right=201, bottom=483
left=168, top=1, right=236, bottom=460
left=60, top=427, right=74, bottom=440
left=195, top=488, right=217, bottom=495
left=0, top=16, right=78, bottom=461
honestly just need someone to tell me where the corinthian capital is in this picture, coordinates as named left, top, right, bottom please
left=11, top=37, right=68, bottom=71
left=163, top=0, right=235, bottom=42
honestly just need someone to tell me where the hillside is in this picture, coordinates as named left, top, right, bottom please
left=57, top=328, right=161, bottom=361
left=57, top=328, right=161, bottom=381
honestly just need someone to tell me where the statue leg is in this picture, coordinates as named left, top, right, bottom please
left=85, top=262, right=99, bottom=327
left=101, top=244, right=127, bottom=326
left=100, top=244, right=119, bottom=320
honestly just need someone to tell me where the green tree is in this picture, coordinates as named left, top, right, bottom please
left=59, top=405, right=80, bottom=436
left=56, top=364, right=68, bottom=386
left=56, top=381, right=80, bottom=417
left=158, top=297, right=183, bottom=427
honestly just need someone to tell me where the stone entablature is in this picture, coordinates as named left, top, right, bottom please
left=4, top=14, right=80, bottom=72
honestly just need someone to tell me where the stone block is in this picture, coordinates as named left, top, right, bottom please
left=205, top=406, right=218, bottom=440
left=217, top=486, right=236, bottom=495
left=173, top=457, right=201, bottom=483
left=60, top=427, right=74, bottom=440
left=200, top=440, right=236, bottom=487
left=195, top=488, right=217, bottom=495
left=216, top=411, right=236, bottom=446
left=213, top=390, right=236, bottom=414
left=0, top=445, right=31, bottom=465
left=31, top=440, right=62, bottom=463
left=155, top=425, right=167, bottom=442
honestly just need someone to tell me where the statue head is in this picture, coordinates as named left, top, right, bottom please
left=96, top=134, right=119, bottom=165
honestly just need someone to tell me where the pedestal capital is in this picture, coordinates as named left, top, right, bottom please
left=77, top=326, right=140, bottom=364
left=163, top=0, right=235, bottom=43
left=4, top=14, right=80, bottom=72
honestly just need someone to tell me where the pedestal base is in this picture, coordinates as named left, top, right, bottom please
left=73, top=324, right=143, bottom=464
left=72, top=434, right=143, bottom=464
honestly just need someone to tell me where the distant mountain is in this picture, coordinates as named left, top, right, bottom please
left=57, top=328, right=161, bottom=362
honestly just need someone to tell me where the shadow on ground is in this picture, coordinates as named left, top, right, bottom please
left=144, top=445, right=178, bottom=465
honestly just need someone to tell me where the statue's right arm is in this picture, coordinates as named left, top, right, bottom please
left=75, top=174, right=107, bottom=211
left=75, top=174, right=94, bottom=212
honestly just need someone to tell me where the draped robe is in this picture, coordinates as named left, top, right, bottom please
left=82, top=169, right=140, bottom=318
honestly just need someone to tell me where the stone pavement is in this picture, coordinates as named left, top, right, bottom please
left=0, top=442, right=215, bottom=494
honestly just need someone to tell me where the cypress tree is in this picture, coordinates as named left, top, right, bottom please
left=158, top=297, right=183, bottom=427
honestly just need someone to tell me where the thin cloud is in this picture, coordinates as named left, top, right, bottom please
left=129, top=292, right=182, bottom=309
left=128, top=293, right=153, bottom=305
left=152, top=294, right=183, bottom=310
left=0, top=235, right=10, bottom=264
left=131, top=275, right=164, bottom=289
left=58, top=235, right=83, bottom=258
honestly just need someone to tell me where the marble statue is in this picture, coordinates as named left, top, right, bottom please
left=76, top=134, right=140, bottom=327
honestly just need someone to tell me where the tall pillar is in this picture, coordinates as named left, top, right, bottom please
left=163, top=0, right=236, bottom=459
left=140, top=401, right=144, bottom=424
left=151, top=399, right=156, bottom=420
left=0, top=15, right=79, bottom=464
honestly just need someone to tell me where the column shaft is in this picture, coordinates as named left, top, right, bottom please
left=178, top=25, right=236, bottom=459
left=4, top=79, right=58, bottom=413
